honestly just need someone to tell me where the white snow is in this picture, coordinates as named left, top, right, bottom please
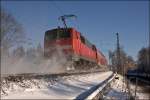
left=129, top=81, right=150, bottom=99
left=103, top=74, right=150, bottom=100
left=104, top=74, right=128, bottom=100
left=1, top=71, right=113, bottom=99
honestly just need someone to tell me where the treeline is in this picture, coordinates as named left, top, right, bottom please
left=109, top=48, right=136, bottom=75
left=1, top=9, right=48, bottom=75
left=1, top=9, right=44, bottom=59
left=109, top=46, right=150, bottom=75
left=11, top=44, right=43, bottom=60
left=1, top=8, right=26, bottom=57
left=137, top=47, right=150, bottom=74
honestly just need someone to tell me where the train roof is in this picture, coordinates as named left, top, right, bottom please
left=45, top=27, right=75, bottom=32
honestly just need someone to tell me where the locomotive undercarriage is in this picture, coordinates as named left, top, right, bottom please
left=44, top=46, right=104, bottom=72
left=65, top=55, right=100, bottom=72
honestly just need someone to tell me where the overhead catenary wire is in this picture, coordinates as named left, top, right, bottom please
left=51, top=1, right=64, bottom=15
left=51, top=1, right=65, bottom=27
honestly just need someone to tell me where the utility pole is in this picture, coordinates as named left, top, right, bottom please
left=116, top=33, right=127, bottom=94
left=116, top=33, right=121, bottom=74
left=116, top=33, right=123, bottom=91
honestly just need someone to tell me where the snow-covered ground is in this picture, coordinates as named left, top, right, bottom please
left=103, top=74, right=128, bottom=100
left=1, top=71, right=113, bottom=99
left=103, top=74, right=150, bottom=100
left=129, top=80, right=150, bottom=99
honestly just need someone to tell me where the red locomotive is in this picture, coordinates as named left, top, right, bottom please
left=44, top=15, right=107, bottom=70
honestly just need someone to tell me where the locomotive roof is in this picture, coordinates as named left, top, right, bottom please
left=46, top=27, right=74, bottom=32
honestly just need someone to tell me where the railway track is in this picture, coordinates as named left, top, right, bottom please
left=1, top=69, right=106, bottom=82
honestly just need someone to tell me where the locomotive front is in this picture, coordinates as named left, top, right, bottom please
left=44, top=28, right=73, bottom=58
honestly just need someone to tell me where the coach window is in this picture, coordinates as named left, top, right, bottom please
left=59, top=29, right=70, bottom=38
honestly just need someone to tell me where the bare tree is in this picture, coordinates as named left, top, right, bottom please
left=36, top=43, right=43, bottom=57
left=137, top=47, right=150, bottom=73
left=1, top=9, right=25, bottom=56
left=12, top=46, right=25, bottom=58
left=110, top=48, right=135, bottom=74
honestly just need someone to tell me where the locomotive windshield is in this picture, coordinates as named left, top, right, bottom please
left=45, top=29, right=71, bottom=41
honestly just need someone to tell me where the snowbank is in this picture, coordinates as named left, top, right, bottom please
left=1, top=71, right=113, bottom=99
left=103, top=74, right=150, bottom=100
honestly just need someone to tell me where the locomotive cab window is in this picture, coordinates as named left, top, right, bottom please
left=45, top=32, right=57, bottom=41
left=58, top=29, right=70, bottom=38
left=45, top=29, right=71, bottom=41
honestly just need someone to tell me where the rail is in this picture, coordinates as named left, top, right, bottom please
left=1, top=70, right=106, bottom=82
left=75, top=72, right=115, bottom=99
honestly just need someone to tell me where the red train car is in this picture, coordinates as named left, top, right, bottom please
left=44, top=27, right=107, bottom=70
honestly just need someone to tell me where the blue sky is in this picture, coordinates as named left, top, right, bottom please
left=1, top=1, right=149, bottom=61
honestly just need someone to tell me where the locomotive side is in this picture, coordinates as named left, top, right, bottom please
left=44, top=27, right=107, bottom=70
